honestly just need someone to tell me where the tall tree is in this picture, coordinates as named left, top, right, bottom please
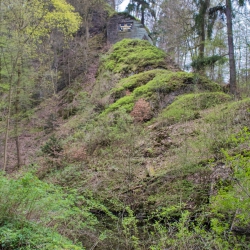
left=225, top=0, right=237, bottom=95
left=193, top=0, right=210, bottom=60
left=209, top=0, right=249, bottom=96
left=153, top=0, right=194, bottom=68
left=127, top=0, right=155, bottom=26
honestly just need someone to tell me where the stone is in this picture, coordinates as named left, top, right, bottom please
left=107, top=13, right=153, bottom=45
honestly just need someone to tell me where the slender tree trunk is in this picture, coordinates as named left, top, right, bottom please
left=197, top=0, right=210, bottom=75
left=83, top=10, right=90, bottom=72
left=245, top=29, right=248, bottom=84
left=14, top=64, right=21, bottom=168
left=141, top=7, right=145, bottom=26
left=225, top=0, right=237, bottom=96
left=3, top=83, right=12, bottom=172
left=198, top=9, right=206, bottom=59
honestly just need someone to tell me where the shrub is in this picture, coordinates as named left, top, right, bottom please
left=0, top=221, right=83, bottom=250
left=41, top=135, right=63, bottom=158
left=130, top=98, right=152, bottom=122
left=0, top=173, right=70, bottom=223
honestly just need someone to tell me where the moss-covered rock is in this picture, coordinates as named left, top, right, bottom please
left=103, top=71, right=223, bottom=116
left=159, top=92, right=232, bottom=125
left=99, top=39, right=168, bottom=75
left=111, top=69, right=169, bottom=99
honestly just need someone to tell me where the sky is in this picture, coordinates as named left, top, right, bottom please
left=118, top=0, right=130, bottom=11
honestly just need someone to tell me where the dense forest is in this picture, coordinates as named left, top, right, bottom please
left=0, top=0, right=250, bottom=249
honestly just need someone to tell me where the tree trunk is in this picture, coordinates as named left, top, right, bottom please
left=197, top=0, right=210, bottom=75
left=3, top=83, right=12, bottom=172
left=225, top=0, right=237, bottom=96
left=14, top=64, right=21, bottom=168
left=141, top=6, right=145, bottom=26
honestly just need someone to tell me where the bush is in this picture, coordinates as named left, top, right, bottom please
left=41, top=135, right=63, bottom=158
left=0, top=173, right=70, bottom=223
left=0, top=172, right=118, bottom=249
left=0, top=221, right=83, bottom=250
left=130, top=98, right=152, bottom=122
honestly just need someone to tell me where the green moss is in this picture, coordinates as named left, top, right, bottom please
left=133, top=71, right=191, bottom=97
left=160, top=92, right=231, bottom=124
left=103, top=71, right=223, bottom=117
left=103, top=95, right=135, bottom=114
left=204, top=97, right=250, bottom=123
left=111, top=69, right=168, bottom=99
left=99, top=39, right=167, bottom=74
left=111, top=12, right=137, bottom=20
left=194, top=75, right=222, bottom=92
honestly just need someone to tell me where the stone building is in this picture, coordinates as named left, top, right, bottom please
left=107, top=13, right=153, bottom=44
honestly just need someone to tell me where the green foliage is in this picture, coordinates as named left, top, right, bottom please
left=23, top=0, right=81, bottom=37
left=99, top=39, right=167, bottom=74
left=122, top=207, right=140, bottom=250
left=160, top=92, right=231, bottom=124
left=211, top=127, right=250, bottom=232
left=148, top=206, right=247, bottom=250
left=0, top=172, right=119, bottom=249
left=0, top=173, right=64, bottom=223
left=191, top=55, right=227, bottom=71
left=0, top=221, right=83, bottom=250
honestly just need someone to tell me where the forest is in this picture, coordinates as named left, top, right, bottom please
left=0, top=0, right=250, bottom=249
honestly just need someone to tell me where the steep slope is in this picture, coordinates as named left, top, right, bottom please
left=1, top=38, right=250, bottom=250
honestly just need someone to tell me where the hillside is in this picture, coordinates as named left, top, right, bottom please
left=1, top=18, right=250, bottom=250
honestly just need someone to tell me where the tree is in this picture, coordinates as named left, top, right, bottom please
left=0, top=0, right=81, bottom=171
left=225, top=0, right=237, bottom=95
left=126, top=0, right=155, bottom=26
left=193, top=0, right=210, bottom=60
left=209, top=0, right=250, bottom=96
left=152, top=0, right=194, bottom=68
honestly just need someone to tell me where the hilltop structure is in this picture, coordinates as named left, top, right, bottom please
left=107, top=13, right=153, bottom=44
